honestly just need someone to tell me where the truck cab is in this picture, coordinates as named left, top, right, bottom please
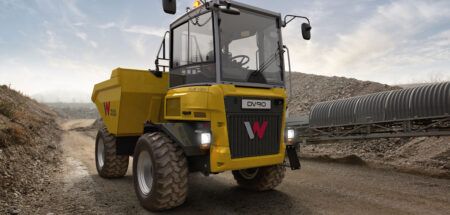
left=167, top=1, right=285, bottom=88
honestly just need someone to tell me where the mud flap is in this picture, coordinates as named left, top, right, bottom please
left=286, top=145, right=301, bottom=170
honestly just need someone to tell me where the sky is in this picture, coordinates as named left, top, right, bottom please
left=0, top=0, right=449, bottom=102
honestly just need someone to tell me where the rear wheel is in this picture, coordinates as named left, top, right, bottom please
left=232, top=165, right=286, bottom=191
left=95, top=126, right=129, bottom=178
left=133, top=132, right=188, bottom=211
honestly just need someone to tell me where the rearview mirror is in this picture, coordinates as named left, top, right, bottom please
left=301, top=23, right=311, bottom=40
left=162, top=0, right=176, bottom=14
left=219, top=5, right=240, bottom=15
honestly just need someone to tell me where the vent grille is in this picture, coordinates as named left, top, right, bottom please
left=227, top=113, right=281, bottom=158
left=194, top=112, right=207, bottom=118
left=166, top=98, right=180, bottom=116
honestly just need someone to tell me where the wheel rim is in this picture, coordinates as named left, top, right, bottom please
left=97, top=138, right=105, bottom=169
left=137, top=151, right=153, bottom=195
left=239, top=168, right=259, bottom=179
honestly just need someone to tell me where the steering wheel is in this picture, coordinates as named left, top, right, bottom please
left=231, top=55, right=250, bottom=66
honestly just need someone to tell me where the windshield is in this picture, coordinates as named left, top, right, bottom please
left=219, top=9, right=283, bottom=85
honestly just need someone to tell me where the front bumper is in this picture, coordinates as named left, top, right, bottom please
left=210, top=145, right=286, bottom=172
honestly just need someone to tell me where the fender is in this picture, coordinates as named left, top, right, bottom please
left=144, top=121, right=211, bottom=156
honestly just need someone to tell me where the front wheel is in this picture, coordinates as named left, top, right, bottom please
left=232, top=165, right=286, bottom=191
left=133, top=132, right=188, bottom=211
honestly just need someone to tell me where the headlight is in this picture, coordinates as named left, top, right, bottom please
left=287, top=129, right=295, bottom=139
left=201, top=132, right=211, bottom=144
left=200, top=132, right=212, bottom=149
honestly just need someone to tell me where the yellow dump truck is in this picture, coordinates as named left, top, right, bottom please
left=92, top=0, right=311, bottom=211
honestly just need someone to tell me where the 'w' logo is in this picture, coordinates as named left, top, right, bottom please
left=103, top=101, right=111, bottom=116
left=244, top=121, right=268, bottom=140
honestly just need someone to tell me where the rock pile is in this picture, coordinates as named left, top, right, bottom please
left=0, top=85, right=61, bottom=214
left=286, top=72, right=399, bottom=116
left=287, top=72, right=450, bottom=178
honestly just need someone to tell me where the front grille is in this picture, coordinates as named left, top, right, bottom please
left=225, top=97, right=284, bottom=159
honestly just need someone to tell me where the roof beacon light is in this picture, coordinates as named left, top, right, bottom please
left=193, top=0, right=201, bottom=8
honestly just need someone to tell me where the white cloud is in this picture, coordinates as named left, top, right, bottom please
left=75, top=31, right=98, bottom=48
left=76, top=32, right=87, bottom=40
left=122, top=25, right=166, bottom=37
left=98, top=22, right=116, bottom=29
left=0, top=0, right=36, bottom=14
left=0, top=56, right=101, bottom=99
left=430, top=29, right=450, bottom=47
left=284, top=0, right=450, bottom=84
left=2, top=0, right=450, bottom=103
left=130, top=35, right=148, bottom=56
left=45, top=30, right=66, bottom=50
left=89, top=41, right=98, bottom=48
left=0, top=56, right=106, bottom=102
left=120, top=25, right=166, bottom=56
left=62, top=0, right=86, bottom=19
left=73, top=22, right=85, bottom=26
left=97, top=22, right=166, bottom=40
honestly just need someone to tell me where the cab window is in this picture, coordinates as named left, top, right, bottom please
left=171, top=12, right=215, bottom=87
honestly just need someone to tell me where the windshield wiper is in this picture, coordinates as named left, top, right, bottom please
left=247, top=50, right=282, bottom=82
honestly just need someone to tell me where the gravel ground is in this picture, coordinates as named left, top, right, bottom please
left=35, top=119, right=450, bottom=214
left=300, top=137, right=450, bottom=179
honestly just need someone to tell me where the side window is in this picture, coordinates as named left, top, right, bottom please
left=170, top=12, right=215, bottom=87
left=172, top=22, right=188, bottom=67
left=189, top=14, right=214, bottom=64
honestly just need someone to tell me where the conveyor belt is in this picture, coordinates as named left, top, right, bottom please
left=286, top=82, right=450, bottom=144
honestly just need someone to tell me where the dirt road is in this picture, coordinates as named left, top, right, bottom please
left=39, top=120, right=450, bottom=214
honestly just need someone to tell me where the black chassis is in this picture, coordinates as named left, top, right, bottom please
left=115, top=121, right=211, bottom=174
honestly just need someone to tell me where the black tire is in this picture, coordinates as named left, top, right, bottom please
left=95, top=126, right=129, bottom=178
left=232, top=165, right=286, bottom=191
left=132, top=132, right=188, bottom=211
